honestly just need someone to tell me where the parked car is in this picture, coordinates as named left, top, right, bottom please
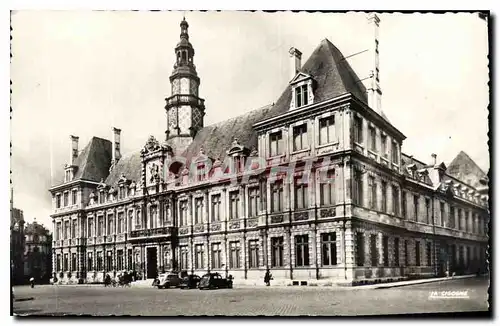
left=157, top=273, right=182, bottom=289
left=198, top=273, right=233, bottom=290
left=180, top=274, right=201, bottom=289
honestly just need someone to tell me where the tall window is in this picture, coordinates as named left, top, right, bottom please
left=295, top=235, right=309, bottom=267
left=56, top=254, right=61, bottom=272
left=211, top=195, right=222, bottom=222
left=271, top=181, right=284, bottom=213
left=404, top=240, right=409, bottom=266
left=381, top=181, right=387, bottom=213
left=368, top=175, right=377, bottom=209
left=195, top=244, right=204, bottom=269
left=63, top=253, right=69, bottom=271
left=392, top=141, right=399, bottom=164
left=229, top=191, right=239, bottom=220
left=107, top=215, right=114, bottom=235
left=72, top=190, right=78, bottom=205
left=87, top=252, right=93, bottom=271
left=392, top=186, right=400, bottom=215
left=381, top=134, right=387, bottom=157
left=64, top=221, right=70, bottom=239
left=128, top=211, right=133, bottom=233
left=194, top=198, right=203, bottom=224
left=425, top=198, right=431, bottom=224
left=117, top=250, right=124, bottom=270
left=295, top=84, right=308, bottom=108
left=449, top=206, right=455, bottom=228
left=426, top=242, right=432, bottom=266
left=402, top=191, right=407, bottom=218
left=88, top=218, right=94, bottom=237
left=321, top=233, right=337, bottom=266
left=293, top=124, right=308, bottom=151
left=458, top=208, right=463, bottom=230
left=105, top=251, right=112, bottom=272
left=179, top=246, right=189, bottom=271
left=369, top=126, right=376, bottom=151
left=71, top=219, right=77, bottom=238
left=394, top=238, right=400, bottom=266
left=356, top=232, right=365, bottom=266
left=63, top=192, right=69, bottom=207
left=117, top=212, right=124, bottom=234
left=352, top=170, right=363, bottom=206
left=370, top=235, right=378, bottom=266
left=71, top=253, right=77, bottom=271
left=118, top=186, right=126, bottom=199
left=269, top=131, right=283, bottom=157
left=294, top=179, right=308, bottom=209
left=271, top=237, right=284, bottom=267
left=229, top=241, right=241, bottom=269
left=96, top=251, right=103, bottom=271
left=248, top=187, right=260, bottom=217
left=440, top=202, right=446, bottom=227
left=413, top=195, right=419, bottom=221
left=99, top=191, right=105, bottom=204
left=127, top=249, right=133, bottom=270
left=97, top=216, right=103, bottom=237
left=353, top=115, right=363, bottom=144
left=179, top=200, right=188, bottom=226
left=382, top=235, right=389, bottom=267
left=415, top=241, right=421, bottom=266
left=319, top=116, right=335, bottom=145
left=248, top=240, right=259, bottom=268
left=211, top=243, right=222, bottom=269
left=320, top=169, right=335, bottom=206
left=135, top=210, right=141, bottom=227
left=56, top=194, right=61, bottom=208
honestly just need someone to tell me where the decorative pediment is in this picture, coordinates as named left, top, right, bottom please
left=290, top=72, right=313, bottom=85
left=227, top=138, right=250, bottom=156
left=141, top=135, right=171, bottom=155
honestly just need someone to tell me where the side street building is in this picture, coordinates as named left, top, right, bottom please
left=24, top=220, right=52, bottom=283
left=49, top=16, right=489, bottom=285
left=11, top=189, right=25, bottom=285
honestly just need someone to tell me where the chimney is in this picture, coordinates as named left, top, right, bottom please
left=112, top=127, right=122, bottom=165
left=367, top=13, right=382, bottom=114
left=431, top=153, right=437, bottom=166
left=289, top=47, right=302, bottom=80
left=70, top=135, right=79, bottom=165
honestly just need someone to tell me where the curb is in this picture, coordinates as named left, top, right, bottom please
left=366, top=274, right=479, bottom=290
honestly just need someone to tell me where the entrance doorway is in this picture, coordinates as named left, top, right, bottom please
left=146, top=247, right=158, bottom=279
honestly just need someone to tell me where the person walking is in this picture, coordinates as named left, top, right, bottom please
left=264, top=269, right=272, bottom=287
left=29, top=277, right=35, bottom=288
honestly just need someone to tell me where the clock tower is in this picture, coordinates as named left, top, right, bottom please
left=165, top=17, right=206, bottom=155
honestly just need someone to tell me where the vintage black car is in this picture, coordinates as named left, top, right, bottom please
left=198, top=273, right=233, bottom=290
left=179, top=274, right=201, bottom=289
left=156, top=273, right=182, bottom=289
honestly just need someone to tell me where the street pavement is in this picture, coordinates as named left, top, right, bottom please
left=12, top=276, right=489, bottom=316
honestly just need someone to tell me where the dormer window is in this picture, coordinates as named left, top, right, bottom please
left=295, top=85, right=308, bottom=108
left=65, top=170, right=72, bottom=182
left=99, top=191, right=105, bottom=204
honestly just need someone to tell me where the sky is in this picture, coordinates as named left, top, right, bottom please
left=10, top=11, right=489, bottom=230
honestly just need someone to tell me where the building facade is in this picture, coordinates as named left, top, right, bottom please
left=49, top=17, right=489, bottom=285
left=11, top=204, right=25, bottom=285
left=24, top=220, right=52, bottom=283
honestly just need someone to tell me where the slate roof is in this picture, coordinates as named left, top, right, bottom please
left=401, top=153, right=433, bottom=184
left=55, top=137, right=112, bottom=186
left=446, top=151, right=487, bottom=188
left=182, top=38, right=368, bottom=163
left=105, top=150, right=142, bottom=186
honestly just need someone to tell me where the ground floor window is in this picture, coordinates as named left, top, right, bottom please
left=87, top=252, right=93, bottom=271
left=106, top=251, right=113, bottom=272
left=57, top=254, right=62, bottom=272
left=117, top=250, right=124, bottom=271
left=229, top=241, right=240, bottom=269
left=426, top=242, right=432, bottom=266
left=415, top=241, right=421, bottom=266
left=127, top=249, right=133, bottom=270
left=180, top=246, right=189, bottom=270
left=356, top=232, right=364, bottom=266
left=394, top=238, right=400, bottom=267
left=63, top=253, right=69, bottom=271
left=271, top=237, right=284, bottom=267
left=211, top=243, right=222, bottom=269
left=382, top=235, right=389, bottom=267
left=404, top=240, right=409, bottom=266
left=97, top=251, right=103, bottom=271
left=71, top=253, right=77, bottom=272
left=295, top=234, right=309, bottom=267
left=321, top=232, right=337, bottom=266
left=248, top=240, right=259, bottom=268
left=195, top=244, right=204, bottom=270
left=370, top=235, right=377, bottom=267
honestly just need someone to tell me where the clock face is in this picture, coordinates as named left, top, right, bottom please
left=180, top=78, right=189, bottom=94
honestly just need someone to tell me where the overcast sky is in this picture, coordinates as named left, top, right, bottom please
left=11, top=11, right=489, bottom=230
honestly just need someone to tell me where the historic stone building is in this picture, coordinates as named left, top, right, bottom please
left=24, top=220, right=52, bottom=283
left=10, top=189, right=26, bottom=285
left=49, top=16, right=489, bottom=285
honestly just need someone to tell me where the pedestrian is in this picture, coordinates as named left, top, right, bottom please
left=264, top=269, right=272, bottom=287
left=29, top=277, right=35, bottom=288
